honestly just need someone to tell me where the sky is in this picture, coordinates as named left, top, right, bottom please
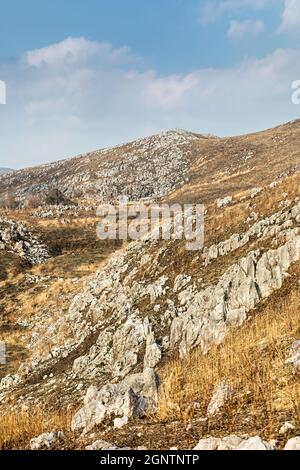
left=0, top=0, right=300, bottom=169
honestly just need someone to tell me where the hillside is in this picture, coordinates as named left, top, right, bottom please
left=1, top=120, right=300, bottom=206
left=0, top=121, right=299, bottom=451
left=0, top=168, right=13, bottom=176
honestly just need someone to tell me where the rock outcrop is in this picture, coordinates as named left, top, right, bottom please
left=194, top=435, right=275, bottom=450
left=207, top=381, right=233, bottom=417
left=285, top=340, right=300, bottom=373
left=284, top=437, right=300, bottom=450
left=1, top=199, right=299, bottom=415
left=171, top=231, right=300, bottom=356
left=0, top=131, right=200, bottom=204
left=30, top=431, right=64, bottom=450
left=0, top=217, right=49, bottom=264
left=71, top=368, right=158, bottom=433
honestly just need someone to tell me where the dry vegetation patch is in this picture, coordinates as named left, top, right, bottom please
left=0, top=406, right=73, bottom=450
left=0, top=213, right=123, bottom=379
left=158, top=274, right=300, bottom=443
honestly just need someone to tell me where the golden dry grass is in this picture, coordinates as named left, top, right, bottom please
left=158, top=289, right=300, bottom=437
left=204, top=172, right=300, bottom=245
left=0, top=213, right=124, bottom=378
left=0, top=406, right=72, bottom=450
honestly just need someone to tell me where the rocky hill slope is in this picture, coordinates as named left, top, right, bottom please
left=0, top=121, right=299, bottom=450
left=1, top=120, right=300, bottom=205
left=0, top=218, right=49, bottom=265
left=0, top=130, right=202, bottom=204
left=0, top=168, right=13, bottom=176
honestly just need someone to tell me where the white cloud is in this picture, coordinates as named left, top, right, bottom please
left=141, top=73, right=199, bottom=109
left=2, top=36, right=300, bottom=169
left=278, top=0, right=300, bottom=33
left=227, top=19, right=265, bottom=38
left=199, top=0, right=270, bottom=25
left=26, top=36, right=132, bottom=68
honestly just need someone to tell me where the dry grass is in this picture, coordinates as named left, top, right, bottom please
left=204, top=172, right=300, bottom=245
left=0, top=213, right=124, bottom=378
left=0, top=406, right=73, bottom=450
left=158, top=288, right=300, bottom=438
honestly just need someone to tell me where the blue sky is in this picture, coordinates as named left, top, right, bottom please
left=1, top=0, right=300, bottom=168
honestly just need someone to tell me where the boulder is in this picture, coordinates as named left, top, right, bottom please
left=85, top=440, right=120, bottom=450
left=284, top=437, right=300, bottom=450
left=71, top=368, right=158, bottom=433
left=0, top=217, right=49, bottom=264
left=216, top=197, right=233, bottom=208
left=285, top=340, right=300, bottom=372
left=30, top=431, right=64, bottom=450
left=237, top=436, right=275, bottom=450
left=207, top=381, right=233, bottom=417
left=279, top=422, right=295, bottom=435
left=143, top=326, right=162, bottom=369
left=194, top=435, right=243, bottom=451
left=114, top=416, right=129, bottom=429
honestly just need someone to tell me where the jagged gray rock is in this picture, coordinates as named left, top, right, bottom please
left=30, top=431, right=64, bottom=450
left=203, top=201, right=300, bottom=266
left=143, top=322, right=162, bottom=369
left=0, top=130, right=199, bottom=204
left=171, top=232, right=300, bottom=357
left=0, top=217, right=49, bottom=264
left=193, top=435, right=275, bottom=451
left=1, top=193, right=299, bottom=429
left=285, top=340, right=300, bottom=372
left=216, top=196, right=233, bottom=208
left=71, top=368, right=158, bottom=433
left=207, top=381, right=233, bottom=417
left=194, top=435, right=244, bottom=450
left=237, top=436, right=275, bottom=450
left=85, top=440, right=131, bottom=450
left=279, top=422, right=295, bottom=435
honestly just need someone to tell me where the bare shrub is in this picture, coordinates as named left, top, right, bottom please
left=0, top=191, right=18, bottom=210
left=45, top=188, right=70, bottom=206
left=24, top=194, right=41, bottom=209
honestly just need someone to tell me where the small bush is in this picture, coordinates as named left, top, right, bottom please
left=24, top=194, right=41, bottom=209
left=0, top=191, right=18, bottom=210
left=45, top=188, right=70, bottom=206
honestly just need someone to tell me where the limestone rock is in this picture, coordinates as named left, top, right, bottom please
left=71, top=383, right=137, bottom=433
left=279, top=422, right=295, bottom=435
left=173, top=274, right=191, bottom=293
left=194, top=435, right=243, bottom=450
left=284, top=437, right=300, bottom=450
left=207, top=381, right=233, bottom=417
left=143, top=325, right=162, bottom=369
left=114, top=416, right=129, bottom=429
left=0, top=217, right=49, bottom=264
left=85, top=440, right=119, bottom=450
left=285, top=340, right=300, bottom=372
left=216, top=196, right=233, bottom=208
left=124, top=368, right=159, bottom=414
left=30, top=431, right=64, bottom=450
left=194, top=435, right=274, bottom=451
left=237, top=436, right=275, bottom=450
left=71, top=368, right=158, bottom=433
left=171, top=233, right=300, bottom=357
